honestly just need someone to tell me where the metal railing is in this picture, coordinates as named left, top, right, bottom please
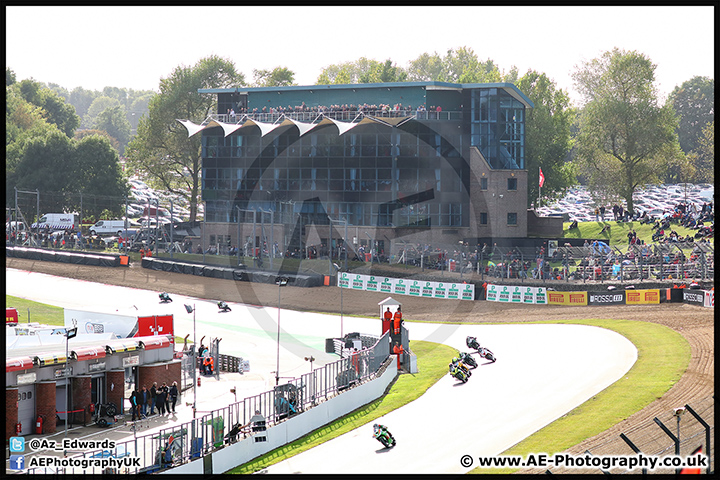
left=23, top=332, right=392, bottom=475
left=208, top=109, right=463, bottom=125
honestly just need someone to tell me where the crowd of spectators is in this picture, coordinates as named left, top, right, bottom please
left=222, top=102, right=448, bottom=122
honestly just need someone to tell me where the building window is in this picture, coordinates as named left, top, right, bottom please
left=480, top=212, right=488, bottom=225
left=507, top=178, right=517, bottom=191
left=507, top=212, right=517, bottom=225
left=480, top=177, right=488, bottom=190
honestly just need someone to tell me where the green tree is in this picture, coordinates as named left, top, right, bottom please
left=667, top=76, right=714, bottom=156
left=407, top=47, right=503, bottom=83
left=252, top=66, right=296, bottom=87
left=125, top=55, right=244, bottom=222
left=14, top=79, right=79, bottom=137
left=83, top=96, right=121, bottom=130
left=7, top=66, right=16, bottom=86
left=572, top=48, right=683, bottom=214
left=515, top=71, right=576, bottom=208
left=68, top=86, right=97, bottom=118
left=94, top=104, right=132, bottom=154
left=72, top=134, right=129, bottom=218
left=691, top=120, right=714, bottom=183
left=358, top=59, right=408, bottom=83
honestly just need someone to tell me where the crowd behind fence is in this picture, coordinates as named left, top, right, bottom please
left=23, top=332, right=391, bottom=475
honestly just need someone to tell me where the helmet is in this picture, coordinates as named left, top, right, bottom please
left=373, top=424, right=378, bottom=429
left=452, top=357, right=458, bottom=364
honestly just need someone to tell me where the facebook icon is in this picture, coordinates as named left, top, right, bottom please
left=9, top=455, right=25, bottom=470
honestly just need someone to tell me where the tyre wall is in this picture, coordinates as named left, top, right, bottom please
left=6, top=246, right=122, bottom=267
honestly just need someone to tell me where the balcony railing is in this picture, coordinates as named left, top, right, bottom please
left=208, top=110, right=463, bottom=125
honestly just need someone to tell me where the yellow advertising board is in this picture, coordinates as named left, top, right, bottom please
left=625, top=289, right=660, bottom=305
left=547, top=291, right=588, bottom=306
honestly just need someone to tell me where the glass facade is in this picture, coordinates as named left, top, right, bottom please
left=200, top=83, right=529, bottom=233
left=202, top=122, right=467, bottom=228
left=470, top=88, right=525, bottom=169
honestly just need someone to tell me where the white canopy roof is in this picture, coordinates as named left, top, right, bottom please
left=177, top=114, right=401, bottom=138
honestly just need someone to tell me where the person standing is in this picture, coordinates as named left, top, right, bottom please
left=162, top=383, right=171, bottom=415
left=150, top=382, right=158, bottom=415
left=140, top=386, right=149, bottom=418
left=393, top=342, right=404, bottom=370
left=130, top=389, right=139, bottom=421
left=382, top=307, right=392, bottom=335
left=393, top=306, right=403, bottom=335
left=157, top=383, right=167, bottom=415
left=169, top=382, right=179, bottom=414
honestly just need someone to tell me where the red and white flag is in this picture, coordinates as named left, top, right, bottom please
left=539, top=167, right=545, bottom=188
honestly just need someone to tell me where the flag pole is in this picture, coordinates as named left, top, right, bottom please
left=538, top=167, right=542, bottom=209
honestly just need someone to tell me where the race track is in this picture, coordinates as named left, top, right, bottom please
left=6, top=268, right=638, bottom=473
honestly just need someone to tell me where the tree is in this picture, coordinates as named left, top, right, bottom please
left=14, top=79, right=79, bottom=137
left=691, top=120, right=714, bottom=183
left=252, top=67, right=296, bottom=87
left=407, top=47, right=503, bottom=83
left=72, top=134, right=129, bottom=219
left=515, top=71, right=576, bottom=208
left=358, top=59, right=408, bottom=83
left=667, top=76, right=714, bottom=155
left=125, top=55, right=244, bottom=222
left=94, top=104, right=132, bottom=155
left=572, top=48, right=683, bottom=214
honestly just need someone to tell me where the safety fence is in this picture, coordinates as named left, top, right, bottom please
left=21, top=332, right=392, bottom=475
left=544, top=395, right=714, bottom=475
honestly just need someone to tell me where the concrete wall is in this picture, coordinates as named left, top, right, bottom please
left=161, top=360, right=398, bottom=475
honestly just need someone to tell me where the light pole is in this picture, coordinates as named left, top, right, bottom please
left=333, top=263, right=344, bottom=338
left=275, top=277, right=288, bottom=385
left=184, top=304, right=197, bottom=418
left=64, top=322, right=77, bottom=439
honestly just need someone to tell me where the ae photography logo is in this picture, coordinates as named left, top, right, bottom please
left=8, top=436, right=140, bottom=471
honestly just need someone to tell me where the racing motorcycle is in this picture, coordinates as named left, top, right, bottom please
left=458, top=351, right=478, bottom=369
left=466, top=336, right=496, bottom=363
left=478, top=346, right=496, bottom=363
left=449, top=361, right=469, bottom=383
left=217, top=301, right=231, bottom=312
left=373, top=424, right=396, bottom=448
left=159, top=292, right=172, bottom=303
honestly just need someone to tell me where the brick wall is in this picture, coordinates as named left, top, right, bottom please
left=106, top=370, right=125, bottom=415
left=138, top=361, right=182, bottom=397
left=71, top=376, right=92, bottom=425
left=35, top=381, right=57, bottom=434
left=6, top=387, right=18, bottom=440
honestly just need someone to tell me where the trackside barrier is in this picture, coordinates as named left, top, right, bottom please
left=485, top=283, right=713, bottom=308
left=23, top=332, right=394, bottom=475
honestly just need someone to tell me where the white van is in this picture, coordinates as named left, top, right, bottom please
left=31, top=213, right=79, bottom=231
left=89, top=220, right=128, bottom=236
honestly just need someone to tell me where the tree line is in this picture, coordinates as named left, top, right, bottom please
left=5, top=46, right=714, bottom=225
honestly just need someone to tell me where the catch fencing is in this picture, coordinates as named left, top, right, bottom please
left=22, top=332, right=392, bottom=475
left=543, top=395, right=714, bottom=475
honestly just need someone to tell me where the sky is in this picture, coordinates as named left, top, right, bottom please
left=6, top=6, right=715, bottom=106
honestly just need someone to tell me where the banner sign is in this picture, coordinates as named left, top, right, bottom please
left=486, top=284, right=547, bottom=304
left=340, top=273, right=475, bottom=301
left=547, top=291, right=588, bottom=306
left=682, top=289, right=705, bottom=306
left=625, top=289, right=660, bottom=305
left=587, top=291, right=626, bottom=305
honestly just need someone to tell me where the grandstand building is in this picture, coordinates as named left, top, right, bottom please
left=180, top=81, right=551, bottom=258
